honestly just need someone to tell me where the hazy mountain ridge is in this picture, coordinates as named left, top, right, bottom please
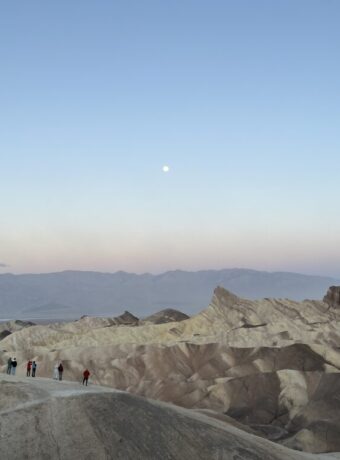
left=0, top=268, right=339, bottom=319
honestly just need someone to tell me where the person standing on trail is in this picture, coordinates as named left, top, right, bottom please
left=82, top=369, right=90, bottom=386
left=58, top=362, right=64, bottom=381
left=7, top=357, right=12, bottom=374
left=53, top=363, right=59, bottom=380
left=11, top=358, right=17, bottom=375
left=26, top=360, right=32, bottom=377
left=32, top=361, right=37, bottom=377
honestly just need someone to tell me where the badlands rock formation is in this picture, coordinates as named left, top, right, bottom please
left=1, top=287, right=340, bottom=455
left=0, top=319, right=35, bottom=334
left=76, top=310, right=139, bottom=329
left=2, top=375, right=340, bottom=460
left=0, top=319, right=35, bottom=340
left=141, top=308, right=189, bottom=324
left=323, top=286, right=340, bottom=309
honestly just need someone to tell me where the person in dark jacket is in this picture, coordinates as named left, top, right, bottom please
left=82, top=369, right=90, bottom=386
left=26, top=360, right=32, bottom=377
left=32, top=361, right=37, bottom=377
left=7, top=357, right=12, bottom=374
left=58, top=363, right=64, bottom=381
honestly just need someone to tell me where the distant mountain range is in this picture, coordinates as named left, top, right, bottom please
left=0, top=268, right=339, bottom=320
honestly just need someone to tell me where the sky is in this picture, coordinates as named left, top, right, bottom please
left=0, top=0, right=340, bottom=277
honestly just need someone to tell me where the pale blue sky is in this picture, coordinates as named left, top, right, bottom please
left=1, top=1, right=340, bottom=276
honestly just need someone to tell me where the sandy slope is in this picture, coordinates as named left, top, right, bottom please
left=1, top=375, right=339, bottom=460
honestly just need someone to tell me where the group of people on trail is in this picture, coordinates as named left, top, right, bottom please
left=7, top=357, right=17, bottom=375
left=7, top=358, right=37, bottom=377
left=53, top=363, right=90, bottom=385
left=26, top=360, right=37, bottom=377
left=5, top=358, right=91, bottom=386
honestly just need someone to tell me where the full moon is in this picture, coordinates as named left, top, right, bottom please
left=162, top=165, right=170, bottom=173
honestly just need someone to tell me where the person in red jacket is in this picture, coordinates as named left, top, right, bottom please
left=26, top=360, right=32, bottom=377
left=82, top=369, right=90, bottom=386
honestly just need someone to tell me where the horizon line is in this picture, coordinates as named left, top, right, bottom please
left=0, top=267, right=339, bottom=280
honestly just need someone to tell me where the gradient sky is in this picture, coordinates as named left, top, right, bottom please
left=1, top=1, right=340, bottom=277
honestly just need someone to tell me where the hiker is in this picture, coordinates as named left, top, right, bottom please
left=7, top=357, right=12, bottom=374
left=32, top=361, right=37, bottom=377
left=82, top=369, right=90, bottom=386
left=53, top=363, right=59, bottom=380
left=11, top=358, right=17, bottom=375
left=58, top=362, right=63, bottom=381
left=26, top=360, right=32, bottom=377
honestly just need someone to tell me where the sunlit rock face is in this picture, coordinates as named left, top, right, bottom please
left=1, top=286, right=340, bottom=454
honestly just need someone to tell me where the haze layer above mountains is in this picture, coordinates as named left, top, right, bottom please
left=0, top=269, right=339, bottom=319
